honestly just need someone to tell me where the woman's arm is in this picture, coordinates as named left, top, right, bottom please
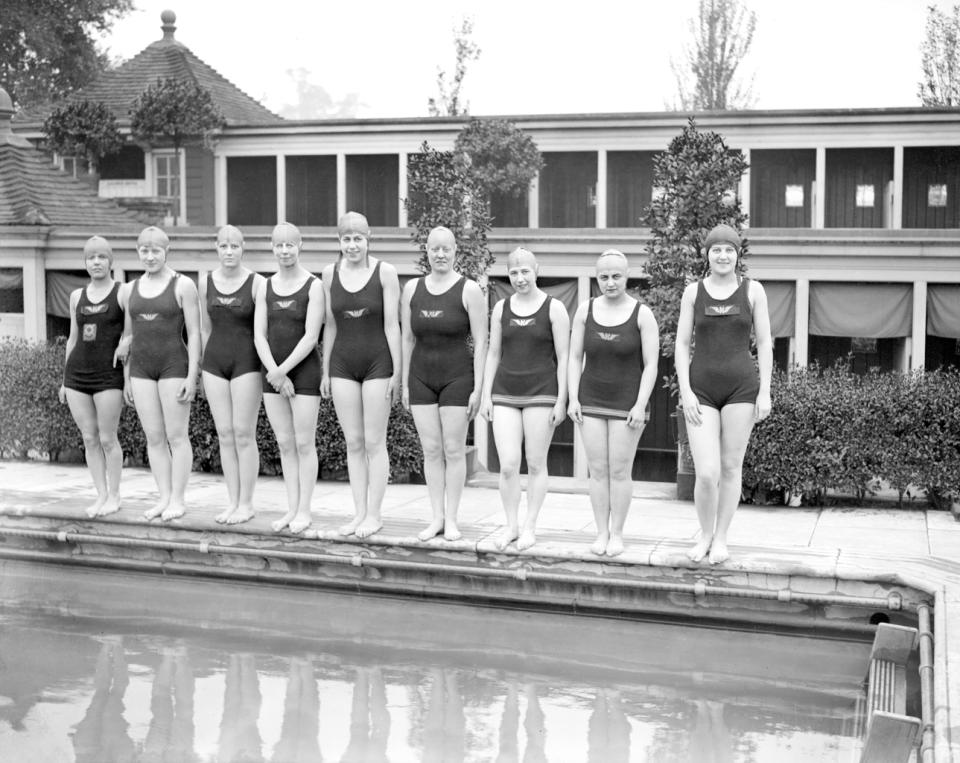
left=675, top=283, right=701, bottom=426
left=479, top=299, right=504, bottom=421
left=275, top=277, right=324, bottom=375
left=463, top=279, right=488, bottom=420
left=177, top=275, right=201, bottom=403
left=118, top=283, right=134, bottom=405
left=399, top=278, right=417, bottom=410
left=319, top=264, right=336, bottom=399
left=750, top=280, right=774, bottom=421
left=549, top=298, right=572, bottom=427
left=628, top=304, right=660, bottom=429
left=198, top=272, right=211, bottom=361
left=58, top=288, right=82, bottom=403
left=380, top=262, right=402, bottom=402
left=566, top=302, right=588, bottom=424
left=253, top=277, right=277, bottom=373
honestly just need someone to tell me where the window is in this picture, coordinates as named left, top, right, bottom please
left=851, top=337, right=878, bottom=354
left=61, top=156, right=89, bottom=177
left=928, top=184, right=948, bottom=207
left=785, top=185, right=804, bottom=207
left=855, top=184, right=875, bottom=207
left=155, top=154, right=180, bottom=203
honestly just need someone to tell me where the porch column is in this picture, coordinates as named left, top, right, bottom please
left=23, top=251, right=46, bottom=343
left=814, top=148, right=826, bottom=229
left=892, top=145, right=904, bottom=230
left=214, top=154, right=227, bottom=226
left=793, top=278, right=809, bottom=368
left=275, top=154, right=286, bottom=224
left=528, top=174, right=539, bottom=229
left=336, top=153, right=347, bottom=220
left=398, top=152, right=408, bottom=227
left=740, top=148, right=751, bottom=225
left=596, top=150, right=607, bottom=229
left=911, top=281, right=927, bottom=371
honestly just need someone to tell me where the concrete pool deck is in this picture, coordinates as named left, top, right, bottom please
left=2, top=460, right=960, bottom=760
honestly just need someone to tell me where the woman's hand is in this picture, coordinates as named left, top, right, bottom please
left=58, top=384, right=67, bottom=404
left=401, top=385, right=410, bottom=411
left=681, top=389, right=703, bottom=427
left=113, top=337, right=130, bottom=367
left=176, top=376, right=197, bottom=404
left=755, top=391, right=772, bottom=422
left=319, top=374, right=332, bottom=399
left=626, top=402, right=647, bottom=429
left=567, top=399, right=583, bottom=425
left=466, top=391, right=480, bottom=421
left=387, top=373, right=401, bottom=404
left=123, top=381, right=134, bottom=406
left=549, top=401, right=565, bottom=428
left=479, top=395, right=493, bottom=422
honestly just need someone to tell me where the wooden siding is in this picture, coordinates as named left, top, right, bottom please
left=346, top=154, right=398, bottom=226
left=185, top=145, right=215, bottom=226
left=607, top=151, right=656, bottom=227
left=903, top=147, right=960, bottom=229
left=539, top=152, right=596, bottom=228
left=286, top=155, right=336, bottom=226
left=825, top=148, right=893, bottom=228
left=227, top=156, right=276, bottom=226
left=749, top=149, right=815, bottom=227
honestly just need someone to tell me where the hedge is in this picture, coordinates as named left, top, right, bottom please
left=743, top=363, right=960, bottom=507
left=0, top=338, right=423, bottom=481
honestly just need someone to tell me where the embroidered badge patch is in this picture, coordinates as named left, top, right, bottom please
left=420, top=310, right=443, bottom=319
left=81, top=303, right=108, bottom=316
left=274, top=300, right=295, bottom=310
left=596, top=332, right=620, bottom=342
left=82, top=323, right=97, bottom=341
left=510, top=318, right=536, bottom=327
left=216, top=296, right=240, bottom=307
left=706, top=304, right=740, bottom=316
left=138, top=313, right=158, bottom=321
left=344, top=308, right=368, bottom=319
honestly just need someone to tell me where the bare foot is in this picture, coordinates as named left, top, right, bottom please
left=516, top=529, right=537, bottom=551
left=161, top=502, right=185, bottom=521
left=688, top=537, right=712, bottom=563
left=97, top=495, right=121, bottom=517
left=443, top=519, right=462, bottom=541
left=417, top=519, right=444, bottom=542
left=272, top=510, right=296, bottom=533
left=708, top=540, right=730, bottom=565
left=288, top=515, right=312, bottom=535
left=214, top=507, right=235, bottom=524
left=590, top=534, right=609, bottom=556
left=606, top=536, right=625, bottom=557
left=338, top=516, right=363, bottom=536
left=355, top=517, right=383, bottom=539
left=85, top=495, right=107, bottom=518
left=144, top=499, right=169, bottom=521
left=494, top=526, right=519, bottom=551
left=226, top=506, right=254, bottom=525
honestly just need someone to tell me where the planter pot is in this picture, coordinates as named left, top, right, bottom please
left=674, top=405, right=695, bottom=501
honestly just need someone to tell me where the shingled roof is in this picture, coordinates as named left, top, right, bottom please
left=16, top=10, right=281, bottom=128
left=0, top=89, right=142, bottom=227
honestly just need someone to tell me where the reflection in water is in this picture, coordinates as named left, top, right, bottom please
left=0, top=564, right=874, bottom=761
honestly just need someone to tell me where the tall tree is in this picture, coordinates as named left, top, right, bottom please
left=670, top=0, right=757, bottom=111
left=0, top=0, right=132, bottom=109
left=427, top=17, right=481, bottom=117
left=42, top=100, right=122, bottom=175
left=919, top=3, right=960, bottom=106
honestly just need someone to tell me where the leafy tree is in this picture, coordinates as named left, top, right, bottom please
left=0, top=0, right=132, bottom=109
left=453, top=118, right=544, bottom=200
left=42, top=100, right=122, bottom=175
left=670, top=0, right=757, bottom=110
left=642, top=118, right=749, bottom=382
left=405, top=142, right=493, bottom=282
left=427, top=17, right=481, bottom=117
left=919, top=3, right=960, bottom=106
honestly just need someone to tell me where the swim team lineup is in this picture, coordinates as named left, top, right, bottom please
left=60, top=213, right=772, bottom=567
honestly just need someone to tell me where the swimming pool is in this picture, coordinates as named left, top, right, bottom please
left=0, top=561, right=887, bottom=761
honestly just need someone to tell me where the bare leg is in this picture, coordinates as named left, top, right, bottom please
left=158, top=377, right=192, bottom=521
left=288, top=394, right=321, bottom=533
left=438, top=406, right=470, bottom=541
left=492, top=405, right=523, bottom=550
left=685, top=406, right=722, bottom=562
left=264, top=393, right=300, bottom=531
left=605, top=419, right=643, bottom=557
left=65, top=389, right=108, bottom=516
left=203, top=372, right=239, bottom=522
left=518, top=407, right=556, bottom=551
left=412, top=405, right=446, bottom=541
left=228, top=372, right=262, bottom=524
left=709, top=403, right=756, bottom=564
left=131, top=379, right=172, bottom=519
left=92, top=389, right=124, bottom=516
left=579, top=417, right=611, bottom=555
left=356, top=378, right=392, bottom=539
left=332, top=379, right=368, bottom=536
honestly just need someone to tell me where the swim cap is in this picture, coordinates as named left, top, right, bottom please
left=83, top=235, right=113, bottom=260
left=703, top=224, right=741, bottom=253
left=338, top=211, right=370, bottom=237
left=137, top=226, right=169, bottom=249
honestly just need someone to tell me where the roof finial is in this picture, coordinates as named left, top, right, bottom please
left=161, top=10, right=176, bottom=40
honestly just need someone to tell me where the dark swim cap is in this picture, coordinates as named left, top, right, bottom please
left=703, top=224, right=741, bottom=253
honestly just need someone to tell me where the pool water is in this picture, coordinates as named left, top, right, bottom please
left=0, top=561, right=873, bottom=762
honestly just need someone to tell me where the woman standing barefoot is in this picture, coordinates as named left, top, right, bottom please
left=401, top=227, right=487, bottom=542
left=59, top=235, right=126, bottom=518
left=200, top=225, right=265, bottom=525
left=321, top=212, right=401, bottom=539
left=254, top=222, right=324, bottom=535
left=676, top=224, right=772, bottom=564
left=567, top=250, right=659, bottom=557
left=480, top=247, right=569, bottom=551
left=120, top=226, right=201, bottom=521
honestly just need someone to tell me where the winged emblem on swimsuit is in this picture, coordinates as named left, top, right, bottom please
left=138, top=313, right=158, bottom=321
left=420, top=310, right=444, bottom=318
left=274, top=300, right=295, bottom=310
left=344, top=308, right=368, bottom=318
left=81, top=304, right=109, bottom=315
left=510, top=318, right=536, bottom=327
left=216, top=297, right=240, bottom=307
left=596, top=332, right=620, bottom=342
left=706, top=304, right=738, bottom=316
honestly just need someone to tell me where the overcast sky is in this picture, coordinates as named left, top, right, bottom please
left=101, top=0, right=951, bottom=119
